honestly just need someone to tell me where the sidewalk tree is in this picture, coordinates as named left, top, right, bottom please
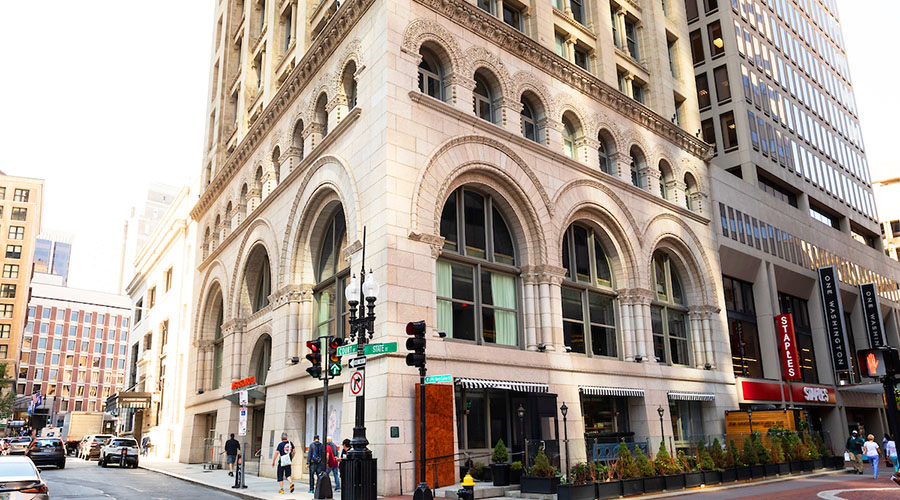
left=0, top=362, right=15, bottom=419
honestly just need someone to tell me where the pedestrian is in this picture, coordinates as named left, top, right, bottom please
left=325, top=436, right=340, bottom=491
left=864, top=433, right=880, bottom=479
left=307, top=434, right=324, bottom=494
left=846, top=430, right=865, bottom=474
left=271, top=432, right=296, bottom=494
left=224, top=433, right=241, bottom=477
left=887, top=434, right=898, bottom=474
left=339, top=438, right=351, bottom=487
left=141, top=435, right=151, bottom=457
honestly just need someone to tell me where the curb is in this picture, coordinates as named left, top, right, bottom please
left=139, top=464, right=265, bottom=500
left=640, top=468, right=850, bottom=498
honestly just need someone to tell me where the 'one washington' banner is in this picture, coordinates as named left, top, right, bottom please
left=859, top=282, right=886, bottom=348
left=817, top=266, right=851, bottom=373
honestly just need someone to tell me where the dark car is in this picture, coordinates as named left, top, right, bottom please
left=0, top=455, right=50, bottom=498
left=26, top=437, right=66, bottom=469
left=99, top=437, right=140, bottom=468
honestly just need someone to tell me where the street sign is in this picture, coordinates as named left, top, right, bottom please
left=349, top=370, right=365, bottom=397
left=336, top=344, right=357, bottom=356
left=425, top=374, right=452, bottom=384
left=349, top=356, right=366, bottom=369
left=239, top=390, right=248, bottom=406
left=337, top=342, right=398, bottom=356
left=238, top=406, right=248, bottom=436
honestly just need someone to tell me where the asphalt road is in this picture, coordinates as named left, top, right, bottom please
left=662, top=469, right=900, bottom=499
left=38, top=457, right=244, bottom=500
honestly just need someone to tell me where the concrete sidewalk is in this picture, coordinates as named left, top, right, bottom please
left=139, top=458, right=333, bottom=500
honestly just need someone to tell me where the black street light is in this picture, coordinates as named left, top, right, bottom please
left=560, top=403, right=569, bottom=480
left=517, top=404, right=526, bottom=469
left=747, top=407, right=753, bottom=434
left=657, top=406, right=665, bottom=443
left=343, top=227, right=379, bottom=500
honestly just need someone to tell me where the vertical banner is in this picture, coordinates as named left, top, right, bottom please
left=859, top=282, right=886, bottom=348
left=775, top=314, right=801, bottom=379
left=817, top=266, right=851, bottom=373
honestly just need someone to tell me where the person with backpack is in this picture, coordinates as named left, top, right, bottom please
left=271, top=432, right=296, bottom=494
left=224, top=433, right=241, bottom=477
left=306, top=434, right=324, bottom=494
left=325, top=436, right=340, bottom=491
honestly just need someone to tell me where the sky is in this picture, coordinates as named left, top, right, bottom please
left=0, top=1, right=896, bottom=294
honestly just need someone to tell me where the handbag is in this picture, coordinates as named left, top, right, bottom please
left=280, top=452, right=292, bottom=466
left=844, top=451, right=850, bottom=462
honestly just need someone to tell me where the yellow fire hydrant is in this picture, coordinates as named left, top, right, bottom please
left=457, top=473, right=476, bottom=500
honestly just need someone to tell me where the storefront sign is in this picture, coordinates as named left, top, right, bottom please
left=859, top=283, right=886, bottom=348
left=231, top=376, right=256, bottom=391
left=740, top=380, right=785, bottom=401
left=791, top=384, right=836, bottom=404
left=775, top=314, right=801, bottom=380
left=739, top=380, right=835, bottom=405
left=817, top=266, right=851, bottom=373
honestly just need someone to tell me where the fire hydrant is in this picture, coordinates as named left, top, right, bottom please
left=457, top=473, right=475, bottom=500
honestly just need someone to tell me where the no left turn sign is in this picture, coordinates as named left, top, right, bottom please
left=350, top=370, right=364, bottom=397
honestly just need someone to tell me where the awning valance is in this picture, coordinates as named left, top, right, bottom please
left=579, top=386, right=645, bottom=397
left=667, top=391, right=715, bottom=402
left=455, top=378, right=548, bottom=393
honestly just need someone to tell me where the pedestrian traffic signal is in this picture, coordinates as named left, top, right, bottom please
left=406, top=320, right=426, bottom=368
left=328, top=337, right=344, bottom=377
left=306, top=340, right=322, bottom=379
left=857, top=347, right=900, bottom=378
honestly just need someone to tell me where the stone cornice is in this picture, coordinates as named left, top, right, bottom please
left=411, top=0, right=713, bottom=162
left=191, top=0, right=376, bottom=221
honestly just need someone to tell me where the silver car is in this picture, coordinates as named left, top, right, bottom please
left=6, top=438, right=33, bottom=455
left=98, top=437, right=140, bottom=468
left=0, top=455, right=50, bottom=499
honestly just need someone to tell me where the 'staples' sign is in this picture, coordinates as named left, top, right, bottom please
left=231, top=376, right=256, bottom=391
left=775, top=313, right=801, bottom=380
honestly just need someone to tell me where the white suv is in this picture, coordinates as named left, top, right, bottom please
left=98, top=437, right=140, bottom=468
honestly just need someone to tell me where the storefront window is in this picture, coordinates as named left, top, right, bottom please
left=670, top=400, right=703, bottom=443
left=723, top=275, right=762, bottom=378
left=778, top=293, right=817, bottom=383
left=581, top=395, right=629, bottom=441
left=456, top=388, right=512, bottom=450
left=651, top=252, right=690, bottom=365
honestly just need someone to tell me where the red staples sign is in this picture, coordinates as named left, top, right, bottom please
left=775, top=314, right=801, bottom=380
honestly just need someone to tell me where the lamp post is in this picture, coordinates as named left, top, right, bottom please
left=747, top=408, right=753, bottom=434
left=657, top=406, right=665, bottom=443
left=517, top=404, right=526, bottom=469
left=343, top=227, right=379, bottom=500
left=560, top=403, right=569, bottom=481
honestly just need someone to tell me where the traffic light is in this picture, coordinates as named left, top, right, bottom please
left=328, top=337, right=344, bottom=377
left=306, top=340, right=322, bottom=379
left=406, top=320, right=426, bottom=368
left=858, top=347, right=900, bottom=378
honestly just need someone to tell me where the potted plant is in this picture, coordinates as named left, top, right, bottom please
left=679, top=449, right=703, bottom=487
left=491, top=440, right=510, bottom=486
left=510, top=461, right=523, bottom=485
left=784, top=433, right=804, bottom=473
left=655, top=441, right=684, bottom=491
left=470, top=462, right=485, bottom=481
left=805, top=434, right=824, bottom=470
left=732, top=439, right=751, bottom=480
left=615, top=442, right=644, bottom=496
left=594, top=461, right=622, bottom=500
left=750, top=432, right=776, bottom=477
left=636, top=447, right=664, bottom=493
left=558, top=462, right=595, bottom=500
left=696, top=440, right=720, bottom=485
left=799, top=438, right=815, bottom=472
left=768, top=435, right=788, bottom=475
left=743, top=436, right=764, bottom=478
left=520, top=448, right=560, bottom=494
left=720, top=438, right=737, bottom=483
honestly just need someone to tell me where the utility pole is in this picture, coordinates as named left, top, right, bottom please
left=406, top=321, right=430, bottom=500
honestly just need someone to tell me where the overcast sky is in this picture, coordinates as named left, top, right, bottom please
left=0, top=1, right=895, bottom=294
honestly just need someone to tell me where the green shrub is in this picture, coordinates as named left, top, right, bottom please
left=814, top=433, right=830, bottom=457
left=783, top=433, right=802, bottom=461
left=471, top=462, right=485, bottom=480
left=616, top=442, right=639, bottom=479
left=769, top=436, right=784, bottom=463
left=569, top=462, right=592, bottom=485
left=804, top=434, right=820, bottom=459
left=510, top=461, right=522, bottom=472
left=696, top=440, right=715, bottom=471
left=491, top=439, right=509, bottom=464
left=676, top=449, right=693, bottom=473
left=710, top=438, right=726, bottom=469
left=635, top=447, right=654, bottom=477
left=752, top=434, right=771, bottom=464
left=528, top=448, right=556, bottom=478
left=728, top=439, right=743, bottom=467
left=741, top=437, right=758, bottom=466
left=655, top=441, right=680, bottom=475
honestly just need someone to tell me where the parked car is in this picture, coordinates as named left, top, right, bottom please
left=7, top=437, right=33, bottom=455
left=98, top=437, right=140, bottom=468
left=26, top=437, right=66, bottom=469
left=79, top=434, right=114, bottom=460
left=0, top=455, right=50, bottom=498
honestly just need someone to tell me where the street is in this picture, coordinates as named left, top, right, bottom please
left=663, top=470, right=900, bottom=499
left=38, top=458, right=243, bottom=500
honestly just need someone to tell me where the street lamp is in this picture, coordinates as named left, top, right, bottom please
left=657, top=406, right=665, bottom=442
left=517, top=404, right=526, bottom=469
left=747, top=408, right=753, bottom=435
left=560, top=403, right=569, bottom=481
left=343, top=228, right=379, bottom=500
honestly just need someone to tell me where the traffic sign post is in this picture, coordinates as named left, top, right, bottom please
left=424, top=374, right=452, bottom=384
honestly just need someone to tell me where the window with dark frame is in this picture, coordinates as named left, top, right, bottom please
left=713, top=65, right=730, bottom=102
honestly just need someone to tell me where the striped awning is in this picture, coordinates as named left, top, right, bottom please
left=455, top=378, right=549, bottom=393
left=667, top=391, right=716, bottom=402
left=579, top=386, right=645, bottom=397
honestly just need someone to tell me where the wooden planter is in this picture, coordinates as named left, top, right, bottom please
left=664, top=473, right=686, bottom=490
left=703, top=470, right=722, bottom=485
left=595, top=480, right=622, bottom=500
left=621, top=477, right=644, bottom=496
left=491, top=464, right=510, bottom=486
left=643, top=475, right=665, bottom=493
left=777, top=462, right=791, bottom=475
left=750, top=465, right=766, bottom=478
left=557, top=483, right=595, bottom=500
left=721, top=468, right=737, bottom=483
left=764, top=463, right=779, bottom=476
left=519, top=476, right=560, bottom=494
left=736, top=466, right=752, bottom=480
left=684, top=471, right=703, bottom=487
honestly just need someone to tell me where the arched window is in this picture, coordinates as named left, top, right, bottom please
left=213, top=304, right=223, bottom=388
left=253, top=258, right=271, bottom=311
left=560, top=224, right=617, bottom=357
left=418, top=47, right=443, bottom=100
left=315, top=208, right=350, bottom=338
left=684, top=172, right=698, bottom=211
left=244, top=245, right=272, bottom=313
left=342, top=61, right=358, bottom=110
left=629, top=146, right=645, bottom=188
left=203, top=286, right=224, bottom=390
left=292, top=120, right=305, bottom=160
left=473, top=73, right=494, bottom=122
left=650, top=251, right=690, bottom=365
left=255, top=166, right=264, bottom=194
left=658, top=160, right=673, bottom=200
left=597, top=138, right=612, bottom=175
left=520, top=92, right=544, bottom=143
left=562, top=114, right=579, bottom=158
left=252, top=335, right=272, bottom=385
left=315, top=93, right=329, bottom=137
left=272, top=147, right=281, bottom=184
left=437, top=187, right=518, bottom=346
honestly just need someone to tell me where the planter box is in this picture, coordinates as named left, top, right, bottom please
left=750, top=465, right=766, bottom=478
left=721, top=468, right=737, bottom=483
left=520, top=476, right=560, bottom=494
left=777, top=462, right=791, bottom=475
left=482, top=466, right=493, bottom=482
left=510, top=468, right=522, bottom=485
left=557, top=483, right=595, bottom=500
left=764, top=463, right=779, bottom=476
left=621, top=477, right=644, bottom=496
left=736, top=466, right=752, bottom=480
left=595, top=480, right=622, bottom=499
left=801, top=459, right=814, bottom=472
left=643, top=475, right=665, bottom=493
left=812, top=458, right=824, bottom=470
left=491, top=464, right=510, bottom=487
left=703, top=470, right=722, bottom=485
left=684, top=471, right=703, bottom=487
left=664, top=473, right=686, bottom=490
left=789, top=460, right=804, bottom=473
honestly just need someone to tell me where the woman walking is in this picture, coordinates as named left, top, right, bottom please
left=863, top=433, right=880, bottom=479
left=886, top=434, right=898, bottom=473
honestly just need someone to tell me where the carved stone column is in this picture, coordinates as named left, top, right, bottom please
left=612, top=151, right=632, bottom=181
left=303, top=122, right=324, bottom=153
left=701, top=307, right=716, bottom=369
left=668, top=179, right=686, bottom=206
left=327, top=93, right=349, bottom=131
left=623, top=72, right=634, bottom=98
left=246, top=186, right=261, bottom=213
left=644, top=164, right=661, bottom=195
left=223, top=319, right=246, bottom=382
left=281, top=145, right=303, bottom=178
left=565, top=34, right=577, bottom=63
left=536, top=265, right=567, bottom=351
left=448, top=72, right=474, bottom=111
left=582, top=137, right=600, bottom=170
left=688, top=310, right=706, bottom=368
left=689, top=191, right=707, bottom=214
left=498, top=96, right=523, bottom=135
left=262, top=166, right=278, bottom=198
left=521, top=267, right=540, bottom=351
left=618, top=293, right=635, bottom=361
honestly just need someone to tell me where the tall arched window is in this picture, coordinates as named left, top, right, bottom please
left=418, top=48, right=444, bottom=100
left=253, top=258, right=271, bottom=311
left=650, top=251, right=690, bottom=365
left=560, top=224, right=618, bottom=357
left=658, top=160, right=673, bottom=200
left=342, top=61, right=358, bottom=110
left=315, top=93, right=329, bottom=137
left=437, top=187, right=518, bottom=346
left=211, top=295, right=224, bottom=389
left=473, top=73, right=494, bottom=122
left=252, top=335, right=272, bottom=385
left=521, top=97, right=537, bottom=142
left=242, top=245, right=272, bottom=313
left=562, top=115, right=578, bottom=158
left=598, top=140, right=611, bottom=174
left=684, top=173, right=698, bottom=211
left=629, top=146, right=645, bottom=188
left=292, top=120, right=305, bottom=160
left=315, top=208, right=350, bottom=338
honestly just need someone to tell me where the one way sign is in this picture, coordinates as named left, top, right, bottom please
left=349, top=356, right=366, bottom=369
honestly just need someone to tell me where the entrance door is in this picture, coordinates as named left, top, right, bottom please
left=509, top=393, right=559, bottom=470
left=251, top=407, right=265, bottom=459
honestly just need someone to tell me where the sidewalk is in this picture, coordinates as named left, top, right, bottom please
left=139, top=458, right=334, bottom=500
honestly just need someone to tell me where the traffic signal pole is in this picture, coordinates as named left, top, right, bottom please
left=883, top=375, right=900, bottom=445
left=406, top=321, right=431, bottom=500
left=316, top=357, right=332, bottom=500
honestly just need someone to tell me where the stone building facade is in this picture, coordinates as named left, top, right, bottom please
left=183, top=0, right=736, bottom=492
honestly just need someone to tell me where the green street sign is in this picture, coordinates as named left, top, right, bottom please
left=336, top=344, right=357, bottom=356
left=364, top=342, right=397, bottom=355
left=425, top=374, right=452, bottom=384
